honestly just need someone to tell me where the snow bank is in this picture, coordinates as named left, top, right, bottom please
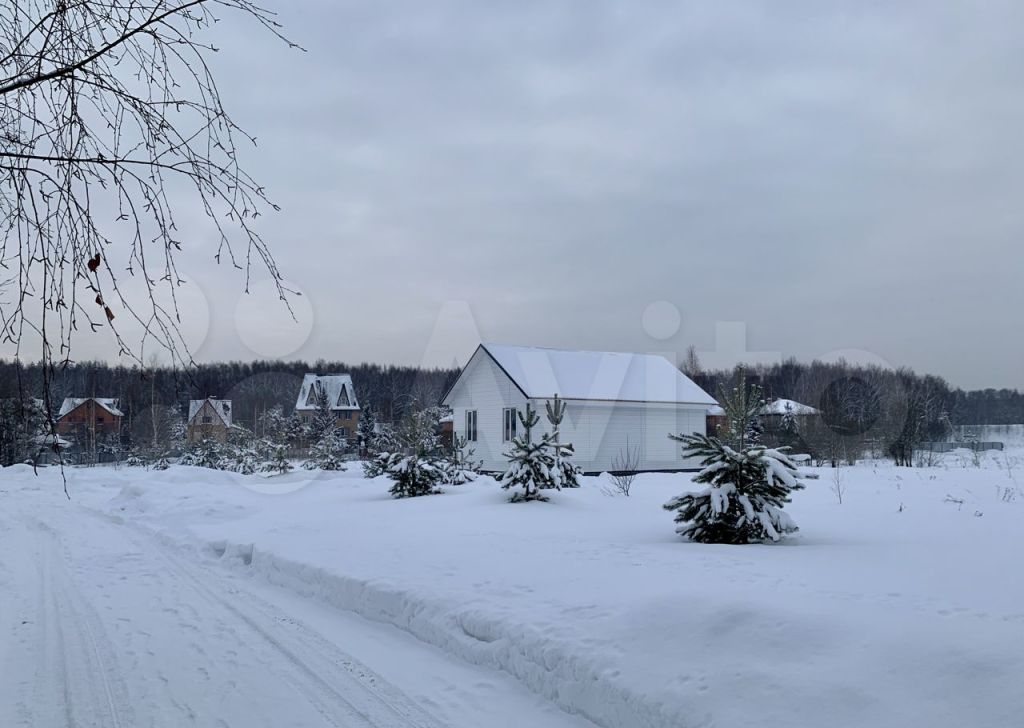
left=26, top=460, right=1024, bottom=728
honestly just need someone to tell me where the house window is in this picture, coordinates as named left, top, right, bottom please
left=465, top=410, right=478, bottom=441
left=96, top=416, right=104, bottom=423
left=202, top=416, right=212, bottom=424
left=503, top=408, right=518, bottom=442
left=342, top=411, right=352, bottom=421
left=339, top=427, right=348, bottom=438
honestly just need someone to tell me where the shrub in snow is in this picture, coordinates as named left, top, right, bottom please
left=381, top=452, right=443, bottom=498
left=263, top=444, right=293, bottom=474
left=303, top=428, right=348, bottom=471
left=180, top=438, right=222, bottom=469
left=152, top=456, right=170, bottom=471
left=440, top=435, right=480, bottom=485
left=664, top=432, right=804, bottom=544
left=546, top=394, right=581, bottom=489
left=500, top=405, right=558, bottom=502
left=124, top=450, right=146, bottom=467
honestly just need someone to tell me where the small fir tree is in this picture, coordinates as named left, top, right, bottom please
left=545, top=394, right=581, bottom=489
left=263, top=443, right=293, bottom=474
left=500, top=405, right=557, bottom=502
left=303, top=428, right=348, bottom=471
left=382, top=451, right=443, bottom=498
left=357, top=403, right=376, bottom=455
left=664, top=432, right=805, bottom=544
left=307, top=384, right=336, bottom=443
left=717, top=366, right=764, bottom=449
left=441, top=434, right=481, bottom=485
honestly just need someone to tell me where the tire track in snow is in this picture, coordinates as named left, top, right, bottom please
left=28, top=518, right=136, bottom=728
left=114, top=517, right=447, bottom=728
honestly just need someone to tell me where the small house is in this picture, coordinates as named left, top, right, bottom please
left=187, top=398, right=233, bottom=443
left=441, top=343, right=717, bottom=473
left=56, top=397, right=123, bottom=439
left=294, top=374, right=360, bottom=440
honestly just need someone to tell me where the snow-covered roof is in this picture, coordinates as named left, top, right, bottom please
left=759, top=398, right=818, bottom=416
left=707, top=405, right=726, bottom=416
left=188, top=399, right=232, bottom=427
left=295, top=374, right=359, bottom=411
left=58, top=398, right=123, bottom=418
left=474, top=343, right=717, bottom=405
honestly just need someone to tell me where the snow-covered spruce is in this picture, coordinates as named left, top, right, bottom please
left=303, top=428, right=348, bottom=471
left=441, top=434, right=480, bottom=485
left=664, top=432, right=805, bottom=543
left=546, top=394, right=581, bottom=489
left=500, top=405, right=557, bottom=502
left=262, top=443, right=293, bottom=474
left=379, top=451, right=443, bottom=498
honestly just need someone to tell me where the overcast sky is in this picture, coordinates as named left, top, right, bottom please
left=19, top=1, right=1024, bottom=389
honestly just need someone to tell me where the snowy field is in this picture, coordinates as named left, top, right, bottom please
left=2, top=449, right=1022, bottom=728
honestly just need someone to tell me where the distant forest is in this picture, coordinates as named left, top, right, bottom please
left=0, top=356, right=1021, bottom=440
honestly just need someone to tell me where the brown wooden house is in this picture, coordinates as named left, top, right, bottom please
left=56, top=398, right=123, bottom=454
left=186, top=398, right=233, bottom=443
left=294, top=374, right=360, bottom=441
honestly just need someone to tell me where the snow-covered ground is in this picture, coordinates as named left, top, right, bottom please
left=2, top=448, right=1022, bottom=728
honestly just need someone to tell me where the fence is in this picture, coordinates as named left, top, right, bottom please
left=919, top=441, right=1005, bottom=453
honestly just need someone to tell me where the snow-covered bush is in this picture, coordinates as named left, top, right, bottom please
left=380, top=451, right=443, bottom=498
left=152, top=456, right=170, bottom=471
left=500, top=405, right=557, bottom=502
left=180, top=438, right=222, bottom=469
left=664, top=432, right=804, bottom=544
left=262, top=444, right=293, bottom=474
left=440, top=435, right=480, bottom=485
left=303, top=428, right=348, bottom=471
left=546, top=395, right=581, bottom=489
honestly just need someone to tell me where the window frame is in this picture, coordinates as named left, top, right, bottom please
left=465, top=410, right=478, bottom=442
left=502, top=407, right=518, bottom=442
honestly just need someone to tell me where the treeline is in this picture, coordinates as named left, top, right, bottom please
left=688, top=358, right=1023, bottom=427
left=0, top=359, right=460, bottom=437
left=688, top=358, right=1022, bottom=466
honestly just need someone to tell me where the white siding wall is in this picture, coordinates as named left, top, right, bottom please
left=532, top=401, right=706, bottom=473
left=446, top=350, right=708, bottom=473
left=446, top=349, right=529, bottom=472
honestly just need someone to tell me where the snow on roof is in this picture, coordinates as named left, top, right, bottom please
left=58, top=397, right=123, bottom=418
left=295, top=374, right=359, bottom=411
left=707, top=405, right=726, bottom=416
left=760, top=398, right=818, bottom=416
left=479, top=343, right=717, bottom=405
left=188, top=399, right=232, bottom=427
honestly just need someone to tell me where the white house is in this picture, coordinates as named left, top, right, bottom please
left=442, top=343, right=718, bottom=473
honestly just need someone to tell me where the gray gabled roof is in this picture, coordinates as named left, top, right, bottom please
left=446, top=343, right=717, bottom=406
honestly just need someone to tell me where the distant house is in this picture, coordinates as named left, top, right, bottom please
left=708, top=398, right=818, bottom=441
left=441, top=343, right=717, bottom=473
left=294, top=374, right=361, bottom=440
left=56, top=398, right=123, bottom=454
left=187, top=398, right=233, bottom=443
left=759, top=398, right=818, bottom=432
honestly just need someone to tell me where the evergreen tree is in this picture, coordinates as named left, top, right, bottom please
left=441, top=434, right=480, bottom=485
left=263, top=443, right=293, bottom=474
left=303, top=428, right=348, bottom=471
left=664, top=432, right=804, bottom=543
left=718, top=366, right=763, bottom=449
left=381, top=451, right=443, bottom=498
left=357, top=403, right=376, bottom=455
left=500, top=404, right=557, bottom=502
left=545, top=394, right=581, bottom=489
left=307, top=384, right=335, bottom=443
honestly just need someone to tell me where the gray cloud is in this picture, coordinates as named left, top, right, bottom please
left=33, top=1, right=1024, bottom=388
